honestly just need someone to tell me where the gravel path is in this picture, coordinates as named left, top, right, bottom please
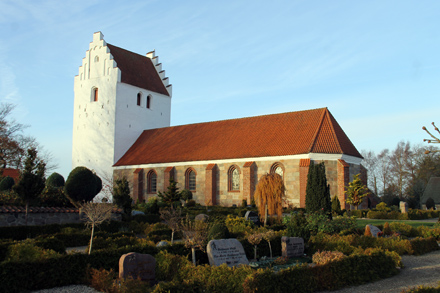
left=320, top=250, right=440, bottom=293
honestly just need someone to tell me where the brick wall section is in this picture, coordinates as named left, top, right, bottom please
left=205, top=164, right=217, bottom=205
left=299, top=159, right=310, bottom=208
left=337, top=159, right=350, bottom=210
left=242, top=161, right=255, bottom=204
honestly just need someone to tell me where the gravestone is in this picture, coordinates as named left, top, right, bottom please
left=400, top=201, right=408, bottom=214
left=244, top=211, right=260, bottom=226
left=195, top=214, right=209, bottom=222
left=119, top=252, right=156, bottom=285
left=156, top=241, right=169, bottom=247
left=366, top=224, right=382, bottom=237
left=281, top=237, right=304, bottom=258
left=207, top=238, right=249, bottom=267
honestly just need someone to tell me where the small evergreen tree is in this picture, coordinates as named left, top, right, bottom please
left=46, top=172, right=65, bottom=188
left=305, top=161, right=331, bottom=216
left=13, top=148, right=46, bottom=225
left=331, top=195, right=341, bottom=215
left=345, top=173, right=369, bottom=210
left=113, top=177, right=132, bottom=216
left=0, top=176, right=15, bottom=191
left=158, top=178, right=181, bottom=205
left=40, top=172, right=69, bottom=207
left=426, top=197, right=436, bottom=210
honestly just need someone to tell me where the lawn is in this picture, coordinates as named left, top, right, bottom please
left=356, top=218, right=438, bottom=228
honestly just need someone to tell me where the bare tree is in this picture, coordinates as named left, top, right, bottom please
left=160, top=207, right=181, bottom=244
left=423, top=122, right=440, bottom=153
left=361, top=150, right=379, bottom=195
left=180, top=215, right=208, bottom=265
left=377, top=149, right=391, bottom=196
left=81, top=202, right=114, bottom=254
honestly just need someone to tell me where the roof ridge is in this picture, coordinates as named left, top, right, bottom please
left=323, top=108, right=343, bottom=153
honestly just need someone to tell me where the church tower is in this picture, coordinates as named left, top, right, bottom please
left=72, top=32, right=172, bottom=183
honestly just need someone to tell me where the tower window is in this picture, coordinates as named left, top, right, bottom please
left=137, top=93, right=142, bottom=106
left=92, top=87, right=98, bottom=102
left=147, top=95, right=151, bottom=109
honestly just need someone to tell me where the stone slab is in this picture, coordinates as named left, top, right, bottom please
left=207, top=238, right=249, bottom=267
left=366, top=224, right=382, bottom=237
left=119, top=252, right=155, bottom=284
left=281, top=236, right=304, bottom=258
left=244, top=211, right=260, bottom=226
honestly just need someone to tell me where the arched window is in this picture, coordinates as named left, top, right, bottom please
left=137, top=92, right=142, bottom=106
left=270, top=162, right=284, bottom=178
left=94, top=56, right=99, bottom=62
left=147, top=170, right=157, bottom=193
left=228, top=165, right=240, bottom=191
left=146, top=95, right=151, bottom=109
left=92, top=87, right=98, bottom=102
left=185, top=168, right=196, bottom=191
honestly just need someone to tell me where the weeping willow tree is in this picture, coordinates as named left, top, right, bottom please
left=254, top=173, right=285, bottom=226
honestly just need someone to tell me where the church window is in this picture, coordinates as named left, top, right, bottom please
left=228, top=165, right=240, bottom=191
left=94, top=56, right=99, bottom=62
left=92, top=87, right=98, bottom=102
left=147, top=170, right=157, bottom=193
left=147, top=95, right=152, bottom=109
left=270, top=162, right=284, bottom=179
left=185, top=168, right=196, bottom=191
left=137, top=93, right=142, bottom=106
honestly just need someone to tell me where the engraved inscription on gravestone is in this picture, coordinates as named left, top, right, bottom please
left=119, top=252, right=156, bottom=284
left=281, top=236, right=304, bottom=258
left=207, top=238, right=249, bottom=267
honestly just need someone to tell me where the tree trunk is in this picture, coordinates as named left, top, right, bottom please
left=254, top=245, right=257, bottom=261
left=191, top=247, right=196, bottom=266
left=264, top=204, right=268, bottom=226
left=25, top=201, right=29, bottom=226
left=268, top=241, right=272, bottom=259
left=171, top=230, right=174, bottom=245
left=88, top=223, right=95, bottom=255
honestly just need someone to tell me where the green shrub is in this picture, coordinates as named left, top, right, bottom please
left=417, top=226, right=440, bottom=240
left=426, top=197, right=436, bottom=210
left=225, top=215, right=254, bottom=236
left=0, top=176, right=15, bottom=191
left=5, top=241, right=61, bottom=262
left=46, top=172, right=65, bottom=188
left=389, top=222, right=418, bottom=237
left=376, top=202, right=391, bottom=212
left=284, top=212, right=311, bottom=242
left=207, top=219, right=230, bottom=241
left=409, top=237, right=439, bottom=255
left=312, top=250, right=345, bottom=265
left=34, top=236, right=66, bottom=254
left=331, top=195, right=341, bottom=215
left=155, top=250, right=192, bottom=282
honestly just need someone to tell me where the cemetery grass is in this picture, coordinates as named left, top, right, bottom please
left=356, top=218, right=437, bottom=229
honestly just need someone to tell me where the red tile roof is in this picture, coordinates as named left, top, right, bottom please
left=1, top=168, right=19, bottom=182
left=114, top=108, right=362, bottom=167
left=106, top=44, right=170, bottom=96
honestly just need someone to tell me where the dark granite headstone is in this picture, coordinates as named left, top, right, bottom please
left=207, top=238, right=249, bottom=267
left=281, top=236, right=304, bottom=258
left=119, top=252, right=155, bottom=284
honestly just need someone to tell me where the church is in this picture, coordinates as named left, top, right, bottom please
left=73, top=32, right=365, bottom=209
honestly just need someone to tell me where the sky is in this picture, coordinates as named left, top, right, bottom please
left=0, top=0, right=439, bottom=179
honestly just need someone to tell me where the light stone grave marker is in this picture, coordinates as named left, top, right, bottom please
left=281, top=236, right=304, bottom=258
left=207, top=238, right=249, bottom=267
left=195, top=214, right=209, bottom=222
left=119, top=252, right=156, bottom=285
left=244, top=211, right=260, bottom=226
left=366, top=224, right=382, bottom=237
left=400, top=201, right=408, bottom=214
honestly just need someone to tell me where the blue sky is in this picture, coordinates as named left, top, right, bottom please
left=1, top=0, right=439, bottom=178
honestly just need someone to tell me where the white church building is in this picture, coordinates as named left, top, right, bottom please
left=73, top=32, right=366, bottom=209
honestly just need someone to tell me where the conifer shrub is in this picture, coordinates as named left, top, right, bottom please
left=305, top=161, right=331, bottom=216
left=46, top=172, right=65, bottom=188
left=331, top=195, right=341, bottom=215
left=0, top=176, right=15, bottom=191
left=284, top=211, right=311, bottom=242
left=426, top=197, right=436, bottom=210
left=225, top=214, right=254, bottom=236
left=207, top=219, right=230, bottom=241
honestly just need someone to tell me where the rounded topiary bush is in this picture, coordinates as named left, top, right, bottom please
left=46, top=172, right=65, bottom=188
left=65, top=167, right=102, bottom=203
left=207, top=220, right=230, bottom=241
left=181, top=189, right=193, bottom=201
left=426, top=197, right=436, bottom=210
left=0, top=176, right=15, bottom=191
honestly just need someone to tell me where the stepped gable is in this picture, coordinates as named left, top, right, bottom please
left=114, top=107, right=362, bottom=166
left=107, top=44, right=169, bottom=96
